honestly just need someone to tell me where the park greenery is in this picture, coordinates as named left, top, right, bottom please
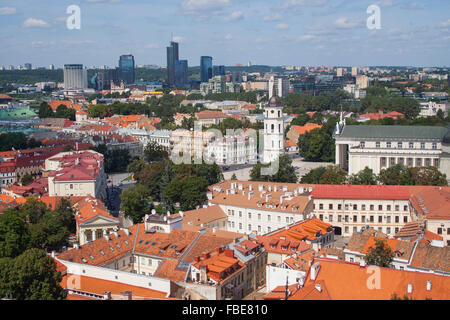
left=250, top=154, right=298, bottom=183
left=121, top=160, right=224, bottom=223
left=0, top=132, right=41, bottom=152
left=91, top=144, right=132, bottom=174
left=364, top=239, right=395, bottom=268
left=38, top=102, right=75, bottom=121
left=300, top=165, right=448, bottom=186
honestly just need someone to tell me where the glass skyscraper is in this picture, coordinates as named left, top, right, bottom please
left=167, top=41, right=179, bottom=87
left=213, top=65, right=225, bottom=76
left=174, top=60, right=188, bottom=88
left=200, top=56, right=213, bottom=83
left=118, top=55, right=135, bottom=85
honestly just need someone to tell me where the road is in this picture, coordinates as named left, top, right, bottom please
left=222, top=156, right=333, bottom=181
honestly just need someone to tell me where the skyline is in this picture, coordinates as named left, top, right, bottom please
left=0, top=0, right=449, bottom=67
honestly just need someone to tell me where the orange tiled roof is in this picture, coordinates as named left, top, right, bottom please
left=408, top=186, right=450, bottom=220
left=291, top=123, right=322, bottom=135
left=49, top=100, right=72, bottom=111
left=182, top=205, right=227, bottom=227
left=312, top=184, right=411, bottom=200
left=209, top=180, right=314, bottom=215
left=289, top=257, right=450, bottom=300
left=60, top=274, right=169, bottom=299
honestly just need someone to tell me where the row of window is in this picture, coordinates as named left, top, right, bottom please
left=344, top=226, right=399, bottom=235
left=228, top=220, right=280, bottom=234
left=319, top=214, right=409, bottom=224
left=316, top=203, right=409, bottom=212
left=227, top=209, right=295, bottom=224
left=362, top=141, right=438, bottom=150
left=437, top=228, right=450, bottom=235
left=380, top=157, right=439, bottom=168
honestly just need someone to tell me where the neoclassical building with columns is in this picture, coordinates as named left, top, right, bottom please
left=334, top=124, right=450, bottom=179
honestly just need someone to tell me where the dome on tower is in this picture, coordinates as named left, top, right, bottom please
left=268, top=95, right=281, bottom=108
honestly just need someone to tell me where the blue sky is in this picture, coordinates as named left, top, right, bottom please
left=0, top=0, right=449, bottom=68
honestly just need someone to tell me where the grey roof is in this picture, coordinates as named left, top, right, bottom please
left=338, top=125, right=449, bottom=140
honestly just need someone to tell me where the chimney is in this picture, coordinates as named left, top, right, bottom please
left=224, top=249, right=234, bottom=258
left=74, top=243, right=79, bottom=250
left=310, top=262, right=321, bottom=281
left=427, top=280, right=432, bottom=291
left=407, top=283, right=413, bottom=294
left=121, top=291, right=132, bottom=300
left=123, top=229, right=130, bottom=236
left=113, top=231, right=118, bottom=238
left=201, top=252, right=210, bottom=260
left=315, top=284, right=322, bottom=293
left=360, top=260, right=366, bottom=267
left=179, top=211, right=184, bottom=218
left=103, top=291, right=111, bottom=300
left=51, top=251, right=56, bottom=258
left=200, top=265, right=208, bottom=283
left=216, top=247, right=224, bottom=254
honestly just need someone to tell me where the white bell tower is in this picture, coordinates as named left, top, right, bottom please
left=263, top=95, right=285, bottom=163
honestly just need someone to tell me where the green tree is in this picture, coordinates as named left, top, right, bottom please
left=319, top=165, right=348, bottom=185
left=291, top=114, right=311, bottom=127
left=2, top=249, right=66, bottom=300
left=378, top=164, right=413, bottom=185
left=178, top=176, right=209, bottom=211
left=21, top=173, right=34, bottom=186
left=120, top=184, right=152, bottom=224
left=250, top=154, right=298, bottom=183
left=300, top=167, right=327, bottom=184
left=231, top=173, right=237, bottom=180
left=144, top=141, right=168, bottom=163
left=0, top=211, right=30, bottom=259
left=410, top=167, right=448, bottom=186
left=348, top=167, right=378, bottom=185
left=127, top=158, right=146, bottom=176
left=364, top=239, right=394, bottom=268
left=38, top=102, right=54, bottom=118
left=55, top=105, right=75, bottom=120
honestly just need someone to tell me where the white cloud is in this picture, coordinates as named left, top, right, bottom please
left=145, top=43, right=160, bottom=49
left=225, top=33, right=233, bottom=40
left=172, top=36, right=186, bottom=43
left=297, top=34, right=315, bottom=41
left=264, top=13, right=282, bottom=21
left=22, top=18, right=50, bottom=28
left=0, top=7, right=17, bottom=15
left=276, top=23, right=289, bottom=30
left=280, top=0, right=328, bottom=10
left=224, top=11, right=243, bottom=22
left=182, top=0, right=230, bottom=13
left=440, top=19, right=450, bottom=28
left=333, top=17, right=359, bottom=29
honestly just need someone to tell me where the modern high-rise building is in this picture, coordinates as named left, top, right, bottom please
left=174, top=60, right=188, bottom=88
left=213, top=65, right=225, bottom=76
left=269, top=76, right=290, bottom=98
left=97, top=69, right=119, bottom=91
left=352, top=67, right=358, bottom=77
left=200, top=56, right=213, bottom=83
left=49, top=64, right=55, bottom=70
left=118, top=55, right=135, bottom=85
left=64, top=64, right=88, bottom=90
left=24, top=63, right=32, bottom=70
left=167, top=41, right=179, bottom=87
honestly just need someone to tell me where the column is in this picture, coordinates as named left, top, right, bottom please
left=92, top=229, right=97, bottom=241
left=80, top=229, right=86, bottom=245
left=335, top=144, right=341, bottom=167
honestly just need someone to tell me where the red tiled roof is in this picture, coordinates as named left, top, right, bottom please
left=312, top=185, right=411, bottom=200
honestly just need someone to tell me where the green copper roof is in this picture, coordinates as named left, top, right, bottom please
left=338, top=125, right=449, bottom=140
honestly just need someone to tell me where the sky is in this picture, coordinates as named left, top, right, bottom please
left=0, top=0, right=449, bottom=68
